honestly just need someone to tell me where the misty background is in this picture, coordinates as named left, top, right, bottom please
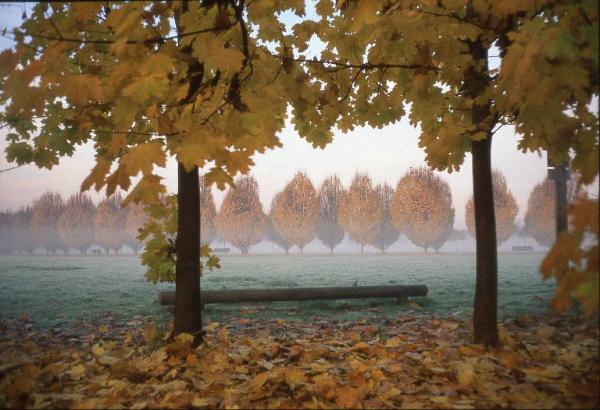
left=0, top=3, right=596, bottom=256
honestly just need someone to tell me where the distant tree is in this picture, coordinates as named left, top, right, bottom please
left=339, top=173, right=382, bottom=254
left=0, top=211, right=14, bottom=254
left=391, top=168, right=455, bottom=252
left=13, top=206, right=34, bottom=254
left=267, top=205, right=292, bottom=254
left=199, top=176, right=217, bottom=246
left=95, top=194, right=127, bottom=254
left=31, top=192, right=65, bottom=254
left=58, top=193, right=95, bottom=254
left=465, top=171, right=518, bottom=246
left=317, top=175, right=345, bottom=254
left=525, top=180, right=556, bottom=247
left=369, top=183, right=400, bottom=253
left=271, top=172, right=319, bottom=255
left=432, top=212, right=455, bottom=253
left=525, top=177, right=582, bottom=248
left=125, top=202, right=147, bottom=254
left=215, top=176, right=267, bottom=254
left=448, top=229, right=468, bottom=252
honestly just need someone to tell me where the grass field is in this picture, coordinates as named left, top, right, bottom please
left=0, top=252, right=556, bottom=327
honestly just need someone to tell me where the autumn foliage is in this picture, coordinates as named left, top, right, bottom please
left=338, top=173, right=382, bottom=254
left=391, top=168, right=454, bottom=252
left=541, top=195, right=599, bottom=317
left=524, top=179, right=556, bottom=247
left=1, top=313, right=598, bottom=409
left=267, top=196, right=292, bottom=254
left=317, top=176, right=345, bottom=254
left=58, top=193, right=96, bottom=254
left=267, top=213, right=292, bottom=254
left=270, top=172, right=319, bottom=254
left=369, top=183, right=400, bottom=253
left=215, top=176, right=267, bottom=254
left=465, top=171, right=519, bottom=246
left=94, top=194, right=127, bottom=254
left=31, top=192, right=65, bottom=254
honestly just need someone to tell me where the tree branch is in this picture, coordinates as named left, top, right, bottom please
left=267, top=50, right=439, bottom=72
left=0, top=165, right=22, bottom=174
left=6, top=23, right=236, bottom=46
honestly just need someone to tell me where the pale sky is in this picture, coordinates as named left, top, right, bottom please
left=0, top=3, right=588, bottom=231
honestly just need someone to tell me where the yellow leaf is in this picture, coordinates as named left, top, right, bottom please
left=455, top=361, right=475, bottom=387
left=68, top=364, right=86, bottom=380
left=352, top=0, right=380, bottom=30
left=81, top=157, right=111, bottom=192
left=124, top=175, right=165, bottom=206
left=384, top=336, right=404, bottom=348
left=92, top=343, right=104, bottom=357
left=121, top=142, right=166, bottom=176
left=205, top=322, right=220, bottom=331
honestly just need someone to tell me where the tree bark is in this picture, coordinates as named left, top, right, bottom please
left=466, top=36, right=499, bottom=346
left=471, top=136, right=499, bottom=346
left=173, top=162, right=202, bottom=341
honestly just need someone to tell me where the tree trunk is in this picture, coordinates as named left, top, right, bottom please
left=463, top=35, right=499, bottom=346
left=173, top=162, right=202, bottom=342
left=554, top=163, right=568, bottom=235
left=471, top=135, right=499, bottom=346
left=360, top=244, right=364, bottom=254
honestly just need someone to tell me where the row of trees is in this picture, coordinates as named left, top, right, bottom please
left=0, top=192, right=145, bottom=255
left=201, top=169, right=563, bottom=254
left=0, top=169, right=568, bottom=255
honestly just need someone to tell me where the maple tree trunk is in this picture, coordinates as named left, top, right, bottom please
left=174, top=162, right=202, bottom=341
left=471, top=135, right=499, bottom=346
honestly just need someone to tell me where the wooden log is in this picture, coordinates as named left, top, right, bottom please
left=159, top=285, right=428, bottom=306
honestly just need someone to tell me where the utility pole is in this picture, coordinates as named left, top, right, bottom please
left=547, top=156, right=569, bottom=235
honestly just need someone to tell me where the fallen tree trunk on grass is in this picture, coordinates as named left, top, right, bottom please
left=159, top=285, right=428, bottom=306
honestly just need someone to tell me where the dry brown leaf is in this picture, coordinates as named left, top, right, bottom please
left=335, top=386, right=363, bottom=409
left=285, top=368, right=307, bottom=390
